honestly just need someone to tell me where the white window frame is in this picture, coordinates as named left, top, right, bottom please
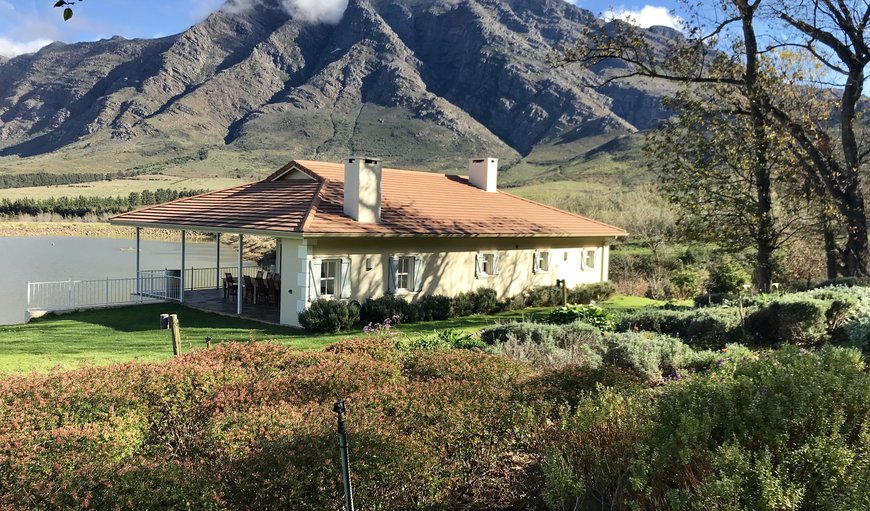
left=320, top=259, right=340, bottom=297
left=476, top=252, right=500, bottom=278
left=534, top=250, right=552, bottom=273
left=583, top=249, right=597, bottom=270
left=396, top=256, right=413, bottom=292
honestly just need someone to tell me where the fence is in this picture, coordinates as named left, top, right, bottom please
left=27, top=265, right=259, bottom=313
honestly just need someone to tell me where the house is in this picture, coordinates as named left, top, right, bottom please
left=109, top=157, right=627, bottom=327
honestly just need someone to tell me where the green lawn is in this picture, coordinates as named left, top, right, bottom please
left=0, top=303, right=552, bottom=373
left=600, top=295, right=693, bottom=309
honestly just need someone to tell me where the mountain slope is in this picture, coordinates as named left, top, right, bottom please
left=0, top=0, right=674, bottom=175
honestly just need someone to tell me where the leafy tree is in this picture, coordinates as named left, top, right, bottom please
left=559, top=0, right=870, bottom=283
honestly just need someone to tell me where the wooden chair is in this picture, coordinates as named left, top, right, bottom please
left=224, top=273, right=238, bottom=300
left=243, top=275, right=256, bottom=303
left=255, top=276, right=269, bottom=304
left=265, top=277, right=280, bottom=306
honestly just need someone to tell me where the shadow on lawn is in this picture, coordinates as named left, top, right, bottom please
left=32, top=303, right=299, bottom=336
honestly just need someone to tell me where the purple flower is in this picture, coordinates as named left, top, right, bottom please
left=384, top=318, right=392, bottom=325
left=363, top=326, right=371, bottom=333
left=716, top=359, right=724, bottom=366
left=759, top=387, right=769, bottom=397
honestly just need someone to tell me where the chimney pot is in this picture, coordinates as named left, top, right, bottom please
left=344, top=156, right=382, bottom=223
left=469, top=157, right=498, bottom=192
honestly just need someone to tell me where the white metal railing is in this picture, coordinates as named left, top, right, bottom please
left=26, top=265, right=259, bottom=312
left=26, top=277, right=170, bottom=310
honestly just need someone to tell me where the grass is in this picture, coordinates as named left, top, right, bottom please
left=0, top=303, right=552, bottom=373
left=601, top=295, right=694, bottom=309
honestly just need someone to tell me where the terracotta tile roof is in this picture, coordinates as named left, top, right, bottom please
left=110, top=159, right=627, bottom=237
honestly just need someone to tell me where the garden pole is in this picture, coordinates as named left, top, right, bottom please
left=333, top=400, right=355, bottom=511
left=169, top=314, right=181, bottom=356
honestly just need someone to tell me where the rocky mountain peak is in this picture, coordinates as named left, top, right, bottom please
left=0, top=0, right=674, bottom=173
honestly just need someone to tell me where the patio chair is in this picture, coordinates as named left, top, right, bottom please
left=224, top=273, right=238, bottom=300
left=265, top=277, right=280, bottom=306
left=255, top=276, right=269, bottom=304
left=256, top=270, right=264, bottom=279
left=243, top=275, right=256, bottom=303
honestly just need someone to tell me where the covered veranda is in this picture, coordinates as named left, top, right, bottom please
left=131, top=226, right=283, bottom=324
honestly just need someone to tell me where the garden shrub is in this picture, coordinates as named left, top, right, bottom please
left=524, top=282, right=617, bottom=307
left=523, top=285, right=564, bottom=307
left=469, top=287, right=499, bottom=314
left=547, top=304, right=617, bottom=331
left=359, top=294, right=419, bottom=325
left=449, top=291, right=475, bottom=317
left=397, top=329, right=486, bottom=351
left=416, top=294, right=452, bottom=321
left=617, top=307, right=745, bottom=349
left=567, top=282, right=617, bottom=303
left=482, top=321, right=605, bottom=369
left=539, top=345, right=870, bottom=510
left=707, top=257, right=751, bottom=293
left=670, top=265, right=706, bottom=298
left=1, top=339, right=868, bottom=511
left=450, top=288, right=500, bottom=316
left=298, top=299, right=360, bottom=333
left=600, top=332, right=712, bottom=381
left=745, top=291, right=857, bottom=346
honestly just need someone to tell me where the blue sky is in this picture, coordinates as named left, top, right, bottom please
left=0, top=0, right=684, bottom=57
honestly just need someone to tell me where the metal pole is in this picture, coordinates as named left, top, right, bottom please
left=333, top=400, right=355, bottom=511
left=216, top=233, right=221, bottom=290
left=180, top=230, right=186, bottom=303
left=237, top=234, right=243, bottom=315
left=135, top=227, right=141, bottom=298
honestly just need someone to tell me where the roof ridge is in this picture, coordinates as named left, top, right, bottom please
left=497, top=190, right=628, bottom=235
left=299, top=180, right=326, bottom=232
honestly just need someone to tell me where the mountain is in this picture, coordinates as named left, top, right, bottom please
left=0, top=0, right=676, bottom=177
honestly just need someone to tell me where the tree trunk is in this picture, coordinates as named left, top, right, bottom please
left=740, top=0, right=775, bottom=292
left=838, top=68, right=869, bottom=277
left=821, top=213, right=843, bottom=279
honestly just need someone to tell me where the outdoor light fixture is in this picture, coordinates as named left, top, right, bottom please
left=365, top=258, right=373, bottom=271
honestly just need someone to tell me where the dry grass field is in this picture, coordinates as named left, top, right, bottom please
left=0, top=175, right=246, bottom=201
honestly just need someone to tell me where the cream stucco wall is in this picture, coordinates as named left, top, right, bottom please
left=274, top=237, right=613, bottom=326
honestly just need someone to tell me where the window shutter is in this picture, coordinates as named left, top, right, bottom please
left=339, top=258, right=352, bottom=298
left=413, top=255, right=423, bottom=291
left=492, top=253, right=500, bottom=275
left=580, top=250, right=587, bottom=271
left=533, top=252, right=541, bottom=273
left=308, top=259, right=322, bottom=301
left=387, top=256, right=398, bottom=293
left=475, top=253, right=484, bottom=278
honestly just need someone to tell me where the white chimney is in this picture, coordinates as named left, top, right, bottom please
left=344, top=156, right=382, bottom=223
left=469, top=157, right=498, bottom=192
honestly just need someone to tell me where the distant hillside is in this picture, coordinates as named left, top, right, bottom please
left=0, top=0, right=676, bottom=177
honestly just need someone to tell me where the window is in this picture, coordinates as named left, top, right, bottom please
left=534, top=251, right=551, bottom=273
left=476, top=252, right=500, bottom=278
left=389, top=255, right=421, bottom=293
left=396, top=256, right=412, bottom=291
left=320, top=259, right=339, bottom=296
left=584, top=249, right=597, bottom=270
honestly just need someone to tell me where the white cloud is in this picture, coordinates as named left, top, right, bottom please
left=0, top=37, right=52, bottom=57
left=604, top=5, right=683, bottom=30
left=223, top=0, right=349, bottom=24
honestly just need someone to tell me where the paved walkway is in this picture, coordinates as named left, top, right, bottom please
left=183, top=288, right=280, bottom=324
